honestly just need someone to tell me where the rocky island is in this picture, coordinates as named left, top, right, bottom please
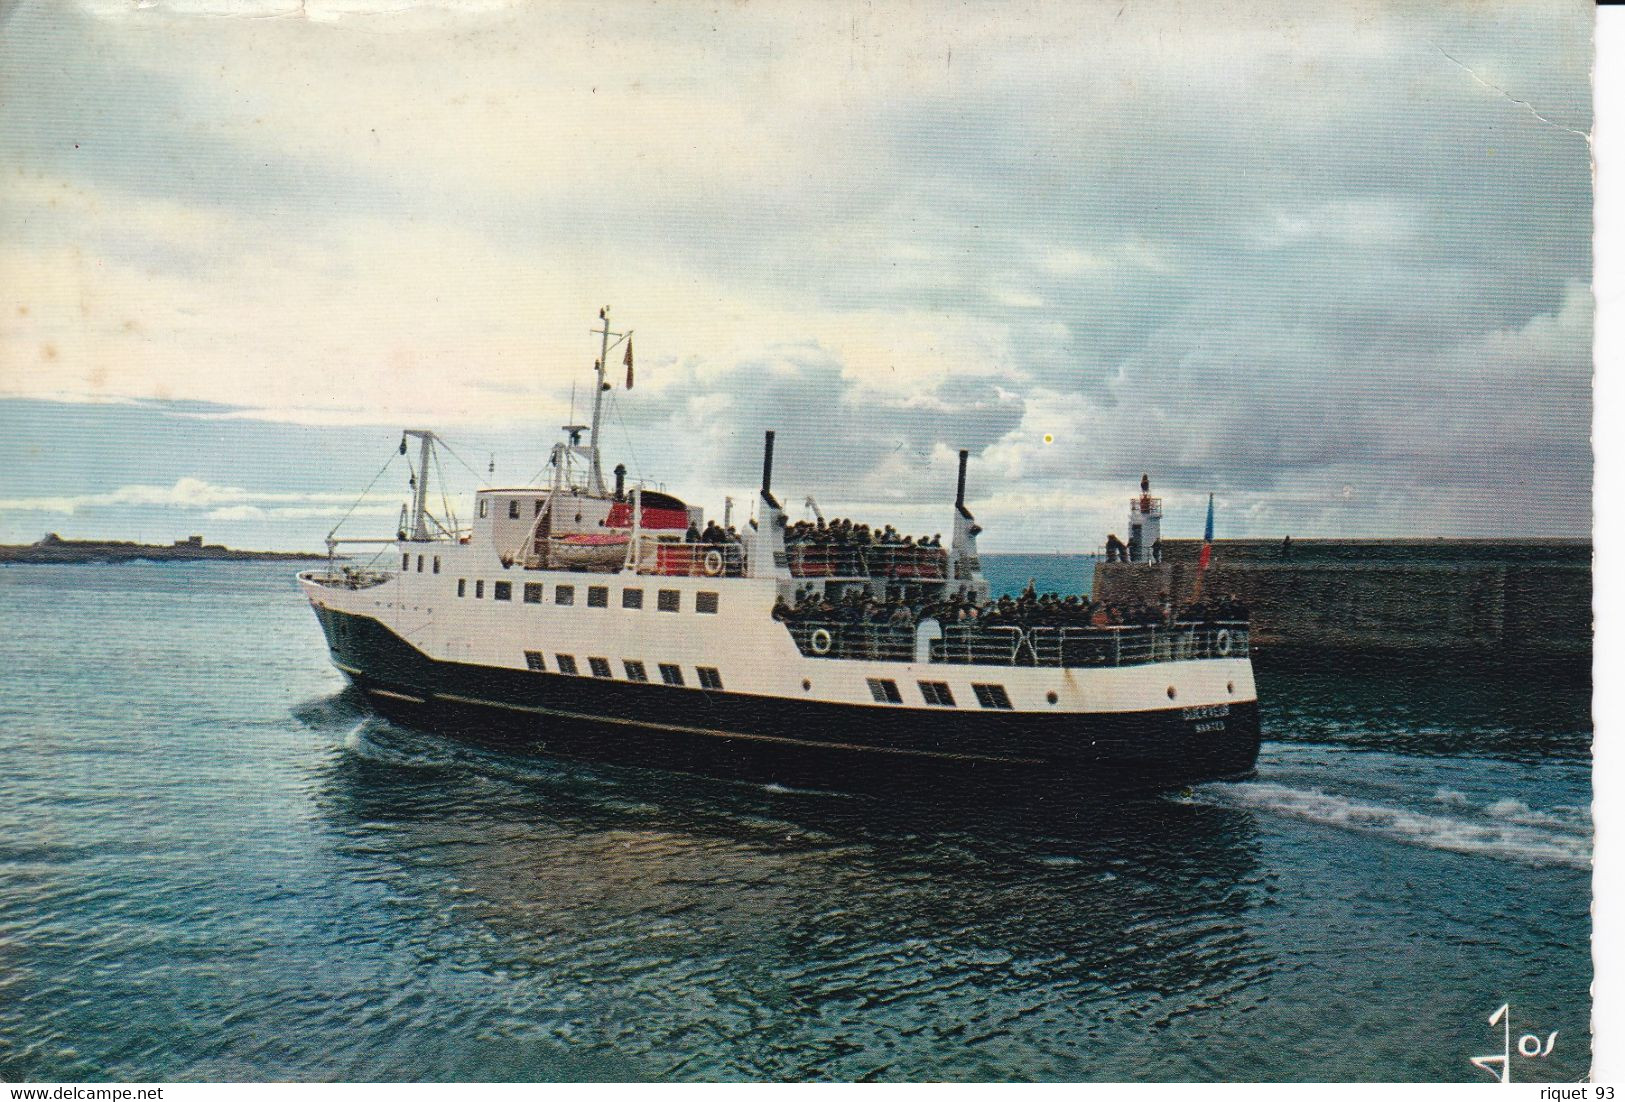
left=0, top=533, right=325, bottom=564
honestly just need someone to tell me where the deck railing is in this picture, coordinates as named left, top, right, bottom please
left=785, top=543, right=948, bottom=580
left=864, top=545, right=948, bottom=581
left=785, top=621, right=917, bottom=661
left=785, top=545, right=868, bottom=578
left=636, top=540, right=747, bottom=578
left=784, top=619, right=1250, bottom=667
left=300, top=567, right=392, bottom=590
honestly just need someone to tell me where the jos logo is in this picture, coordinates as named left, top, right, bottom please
left=1469, top=1003, right=1557, bottom=1083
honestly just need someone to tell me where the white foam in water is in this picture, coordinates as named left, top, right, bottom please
left=341, top=719, right=454, bottom=770
left=756, top=781, right=850, bottom=798
left=1432, top=788, right=1589, bottom=830
left=1432, top=787, right=1471, bottom=807
left=1482, top=797, right=1591, bottom=830
left=341, top=721, right=368, bottom=751
left=1203, top=782, right=1592, bottom=869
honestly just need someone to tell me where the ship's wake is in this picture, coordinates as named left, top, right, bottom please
left=1192, top=780, right=1591, bottom=869
left=290, top=688, right=372, bottom=730
left=339, top=718, right=464, bottom=771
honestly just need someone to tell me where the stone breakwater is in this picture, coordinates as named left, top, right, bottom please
left=1091, top=539, right=1590, bottom=672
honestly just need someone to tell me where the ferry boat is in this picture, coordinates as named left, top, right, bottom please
left=300, top=310, right=1260, bottom=793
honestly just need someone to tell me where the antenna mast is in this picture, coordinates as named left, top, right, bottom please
left=590, top=307, right=617, bottom=496
left=402, top=429, right=436, bottom=540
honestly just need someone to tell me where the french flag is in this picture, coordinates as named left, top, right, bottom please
left=1198, top=493, right=1215, bottom=572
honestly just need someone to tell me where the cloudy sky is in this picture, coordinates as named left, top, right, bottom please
left=0, top=0, right=1594, bottom=551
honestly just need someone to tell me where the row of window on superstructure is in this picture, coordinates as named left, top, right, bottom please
left=403, top=554, right=442, bottom=574
left=523, top=650, right=723, bottom=689
left=866, top=676, right=1013, bottom=710
left=453, top=579, right=718, bottom=614
left=477, top=498, right=548, bottom=520
left=510, top=656, right=1008, bottom=710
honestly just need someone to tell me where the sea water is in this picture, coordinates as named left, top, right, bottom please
left=0, top=560, right=1592, bottom=1081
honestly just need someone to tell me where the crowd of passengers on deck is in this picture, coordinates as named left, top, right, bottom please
left=684, top=520, right=743, bottom=544
left=676, top=516, right=943, bottom=550
left=773, top=582, right=1249, bottom=631
left=784, top=517, right=945, bottom=549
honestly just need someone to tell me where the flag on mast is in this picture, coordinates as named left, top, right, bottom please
left=1190, top=492, right=1216, bottom=603
left=623, top=338, right=634, bottom=389
left=1197, top=493, right=1215, bottom=572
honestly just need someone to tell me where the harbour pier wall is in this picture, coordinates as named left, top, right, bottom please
left=1090, top=539, right=1590, bottom=671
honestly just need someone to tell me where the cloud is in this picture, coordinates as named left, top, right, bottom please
left=604, top=340, right=1026, bottom=506
left=204, top=505, right=268, bottom=521
left=0, top=477, right=395, bottom=515
left=0, top=0, right=1594, bottom=545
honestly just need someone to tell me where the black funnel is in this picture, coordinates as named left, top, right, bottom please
left=760, top=431, right=780, bottom=507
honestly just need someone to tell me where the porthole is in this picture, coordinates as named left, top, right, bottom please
left=1046, top=691, right=1058, bottom=705
left=1167, top=686, right=1177, bottom=700
left=1227, top=681, right=1235, bottom=694
left=802, top=679, right=812, bottom=692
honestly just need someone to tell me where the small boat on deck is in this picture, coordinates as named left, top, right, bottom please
left=547, top=532, right=629, bottom=569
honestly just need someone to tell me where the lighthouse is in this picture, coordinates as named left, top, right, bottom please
left=1127, top=473, right=1163, bottom=563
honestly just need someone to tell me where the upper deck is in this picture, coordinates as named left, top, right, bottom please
left=608, top=539, right=951, bottom=581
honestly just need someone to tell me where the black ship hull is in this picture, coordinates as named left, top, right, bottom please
left=314, top=606, right=1261, bottom=796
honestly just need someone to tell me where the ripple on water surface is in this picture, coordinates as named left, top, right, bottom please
left=0, top=562, right=1594, bottom=1082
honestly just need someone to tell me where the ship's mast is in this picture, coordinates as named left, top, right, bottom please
left=403, top=429, right=436, bottom=540
left=588, top=306, right=631, bottom=497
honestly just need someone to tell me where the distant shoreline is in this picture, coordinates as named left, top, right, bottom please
left=0, top=535, right=326, bottom=564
